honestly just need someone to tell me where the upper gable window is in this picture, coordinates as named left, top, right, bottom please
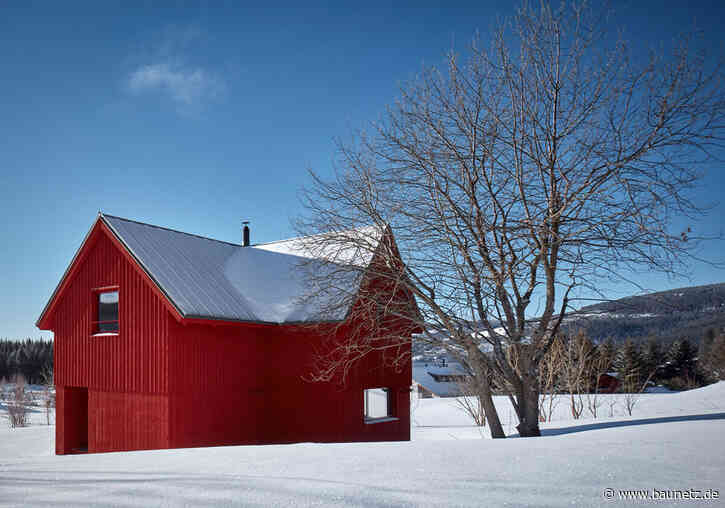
left=95, top=290, right=119, bottom=333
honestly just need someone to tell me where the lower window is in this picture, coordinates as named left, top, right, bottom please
left=364, top=387, right=394, bottom=421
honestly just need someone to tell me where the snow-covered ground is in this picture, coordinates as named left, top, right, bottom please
left=1, top=384, right=724, bottom=507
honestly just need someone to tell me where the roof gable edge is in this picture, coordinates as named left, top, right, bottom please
left=36, top=214, right=186, bottom=330
left=36, top=215, right=103, bottom=329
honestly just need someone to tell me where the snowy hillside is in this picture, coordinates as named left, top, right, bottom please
left=564, top=282, right=725, bottom=343
left=2, top=383, right=724, bottom=507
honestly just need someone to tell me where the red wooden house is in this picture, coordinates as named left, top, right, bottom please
left=37, top=214, right=413, bottom=454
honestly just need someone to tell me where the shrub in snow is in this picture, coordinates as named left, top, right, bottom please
left=41, top=365, right=54, bottom=425
left=7, top=374, right=29, bottom=428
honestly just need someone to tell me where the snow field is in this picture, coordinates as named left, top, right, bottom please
left=1, top=383, right=724, bottom=507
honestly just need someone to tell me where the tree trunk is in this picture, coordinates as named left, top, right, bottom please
left=515, top=380, right=541, bottom=437
left=479, top=383, right=506, bottom=438
left=467, top=344, right=506, bottom=438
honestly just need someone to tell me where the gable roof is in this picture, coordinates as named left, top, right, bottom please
left=412, top=361, right=468, bottom=397
left=39, top=214, right=385, bottom=327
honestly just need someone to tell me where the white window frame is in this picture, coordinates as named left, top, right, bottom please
left=363, top=387, right=397, bottom=423
left=93, top=288, right=120, bottom=335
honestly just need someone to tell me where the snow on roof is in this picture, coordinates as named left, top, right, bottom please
left=423, top=363, right=469, bottom=377
left=255, top=225, right=383, bottom=267
left=102, top=215, right=373, bottom=324
left=413, top=361, right=468, bottom=397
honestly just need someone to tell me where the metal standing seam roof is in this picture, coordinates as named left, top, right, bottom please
left=101, top=214, right=381, bottom=324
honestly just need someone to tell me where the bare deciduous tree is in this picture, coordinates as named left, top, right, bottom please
left=456, top=368, right=489, bottom=427
left=41, top=364, right=54, bottom=426
left=7, top=373, right=29, bottom=428
left=585, top=352, right=611, bottom=419
left=621, top=367, right=656, bottom=416
left=608, top=396, right=619, bottom=418
left=538, top=334, right=564, bottom=422
left=297, top=1, right=724, bottom=437
left=561, top=331, right=594, bottom=419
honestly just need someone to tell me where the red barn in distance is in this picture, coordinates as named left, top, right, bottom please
left=37, top=214, right=414, bottom=454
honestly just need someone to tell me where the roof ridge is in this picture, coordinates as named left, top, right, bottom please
left=254, top=235, right=304, bottom=247
left=101, top=213, right=242, bottom=248
left=255, top=224, right=381, bottom=248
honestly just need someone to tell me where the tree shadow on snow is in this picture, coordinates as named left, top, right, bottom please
left=533, top=412, right=725, bottom=437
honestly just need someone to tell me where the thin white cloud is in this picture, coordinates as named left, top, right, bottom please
left=127, top=62, right=224, bottom=107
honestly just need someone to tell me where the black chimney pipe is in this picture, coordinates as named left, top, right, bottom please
left=242, top=221, right=250, bottom=247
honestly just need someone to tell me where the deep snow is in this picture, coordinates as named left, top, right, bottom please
left=1, top=383, right=724, bottom=507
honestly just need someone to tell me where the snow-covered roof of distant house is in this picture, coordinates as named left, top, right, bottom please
left=413, top=327, right=511, bottom=355
left=412, top=361, right=469, bottom=397
left=423, top=363, right=469, bottom=377
left=101, top=215, right=383, bottom=324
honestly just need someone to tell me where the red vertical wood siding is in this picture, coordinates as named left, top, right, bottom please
left=53, top=229, right=168, bottom=393
left=168, top=319, right=410, bottom=449
left=55, top=386, right=66, bottom=454
left=52, top=228, right=169, bottom=453
left=89, top=391, right=169, bottom=452
left=168, top=318, right=262, bottom=448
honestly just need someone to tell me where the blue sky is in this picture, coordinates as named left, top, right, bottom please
left=1, top=1, right=724, bottom=339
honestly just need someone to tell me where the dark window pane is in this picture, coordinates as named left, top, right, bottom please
left=97, top=291, right=119, bottom=332
left=98, top=321, right=119, bottom=332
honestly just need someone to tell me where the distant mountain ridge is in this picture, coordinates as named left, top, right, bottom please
left=565, top=282, right=725, bottom=344
left=412, top=283, right=725, bottom=356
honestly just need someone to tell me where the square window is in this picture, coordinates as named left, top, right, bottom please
left=364, top=387, right=393, bottom=420
left=95, top=290, right=119, bottom=333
